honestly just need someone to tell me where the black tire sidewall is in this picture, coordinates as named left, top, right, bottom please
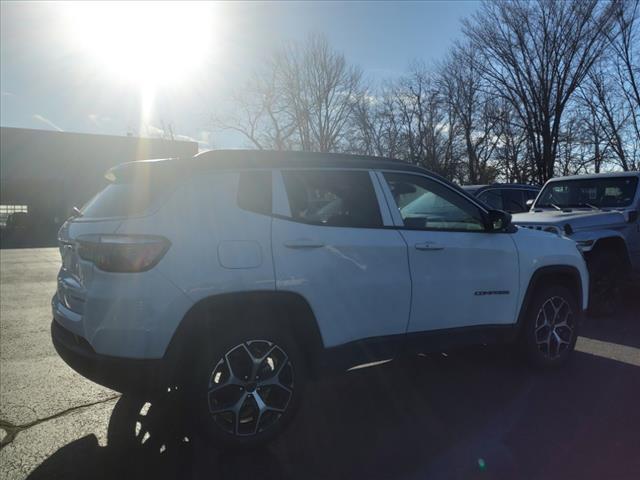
left=188, top=321, right=306, bottom=449
left=522, top=284, right=580, bottom=368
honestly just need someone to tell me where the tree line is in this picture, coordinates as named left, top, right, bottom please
left=215, top=0, right=639, bottom=185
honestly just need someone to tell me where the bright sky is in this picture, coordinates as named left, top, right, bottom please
left=0, top=1, right=479, bottom=150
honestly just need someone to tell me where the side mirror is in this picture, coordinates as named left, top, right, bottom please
left=525, top=199, right=535, bottom=208
left=486, top=209, right=512, bottom=232
left=628, top=209, right=639, bottom=223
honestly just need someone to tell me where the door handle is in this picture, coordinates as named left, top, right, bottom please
left=284, top=239, right=325, bottom=249
left=415, top=242, right=444, bottom=251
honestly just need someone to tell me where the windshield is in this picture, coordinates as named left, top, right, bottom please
left=536, top=177, right=638, bottom=209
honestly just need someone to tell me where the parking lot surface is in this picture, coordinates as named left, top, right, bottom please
left=1, top=248, right=639, bottom=480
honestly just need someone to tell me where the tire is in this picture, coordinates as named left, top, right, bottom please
left=187, top=320, right=306, bottom=449
left=521, top=284, right=580, bottom=368
left=588, top=249, right=623, bottom=317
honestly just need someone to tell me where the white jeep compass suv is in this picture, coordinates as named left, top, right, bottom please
left=52, top=150, right=589, bottom=447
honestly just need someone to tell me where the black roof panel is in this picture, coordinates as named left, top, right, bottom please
left=108, top=149, right=440, bottom=181
left=192, top=149, right=429, bottom=173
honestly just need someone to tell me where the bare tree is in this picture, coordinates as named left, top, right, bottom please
left=390, top=67, right=442, bottom=172
left=493, top=100, right=535, bottom=183
left=349, top=87, right=403, bottom=158
left=212, top=67, right=297, bottom=150
left=440, top=44, right=501, bottom=183
left=611, top=0, right=640, bottom=134
left=214, top=2, right=637, bottom=183
left=610, top=0, right=640, bottom=169
left=463, top=0, right=617, bottom=182
left=215, top=34, right=362, bottom=153
left=581, top=69, right=636, bottom=170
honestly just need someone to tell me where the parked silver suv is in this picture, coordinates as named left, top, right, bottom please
left=512, top=172, right=640, bottom=315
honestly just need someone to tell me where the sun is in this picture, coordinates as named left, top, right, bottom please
left=63, top=1, right=214, bottom=90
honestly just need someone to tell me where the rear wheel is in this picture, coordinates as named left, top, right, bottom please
left=189, top=322, right=305, bottom=449
left=521, top=284, right=580, bottom=368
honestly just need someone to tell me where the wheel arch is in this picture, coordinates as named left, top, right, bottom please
left=585, top=235, right=632, bottom=273
left=516, top=265, right=584, bottom=331
left=163, top=290, right=326, bottom=380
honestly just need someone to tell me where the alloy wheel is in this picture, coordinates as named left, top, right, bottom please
left=534, top=296, right=575, bottom=359
left=207, top=340, right=294, bottom=436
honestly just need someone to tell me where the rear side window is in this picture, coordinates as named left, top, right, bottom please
left=281, top=170, right=382, bottom=228
left=502, top=189, right=525, bottom=212
left=81, top=182, right=167, bottom=218
left=477, top=190, right=503, bottom=210
left=237, top=171, right=272, bottom=215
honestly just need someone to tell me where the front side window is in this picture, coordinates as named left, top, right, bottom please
left=281, top=170, right=382, bottom=228
left=384, top=173, right=485, bottom=231
left=536, top=177, right=638, bottom=209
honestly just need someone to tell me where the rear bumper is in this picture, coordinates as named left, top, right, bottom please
left=51, top=319, right=171, bottom=395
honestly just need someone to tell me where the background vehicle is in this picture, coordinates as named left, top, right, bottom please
left=512, top=172, right=640, bottom=315
left=462, top=184, right=540, bottom=214
left=52, top=151, right=588, bottom=448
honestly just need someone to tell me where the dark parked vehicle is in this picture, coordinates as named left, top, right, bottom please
left=463, top=184, right=540, bottom=214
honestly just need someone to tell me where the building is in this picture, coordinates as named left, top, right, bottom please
left=0, top=127, right=198, bottom=247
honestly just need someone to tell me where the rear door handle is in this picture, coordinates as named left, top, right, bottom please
left=284, top=239, right=325, bottom=249
left=415, top=242, right=444, bottom=251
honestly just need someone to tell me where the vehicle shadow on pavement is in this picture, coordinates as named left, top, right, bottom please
left=25, top=390, right=286, bottom=480
left=27, top=344, right=640, bottom=480
left=580, top=294, right=640, bottom=349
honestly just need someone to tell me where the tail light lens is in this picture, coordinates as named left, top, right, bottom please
left=77, top=235, right=170, bottom=272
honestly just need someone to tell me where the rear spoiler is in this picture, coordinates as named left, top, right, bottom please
left=105, top=158, right=180, bottom=183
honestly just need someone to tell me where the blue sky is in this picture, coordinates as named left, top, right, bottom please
left=1, top=1, right=479, bottom=149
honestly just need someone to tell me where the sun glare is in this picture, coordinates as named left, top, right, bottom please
left=64, top=2, right=214, bottom=90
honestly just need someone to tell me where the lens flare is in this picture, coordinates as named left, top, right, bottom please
left=63, top=1, right=214, bottom=89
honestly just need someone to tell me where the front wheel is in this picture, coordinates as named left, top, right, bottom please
left=189, top=324, right=305, bottom=449
left=521, top=284, right=580, bottom=368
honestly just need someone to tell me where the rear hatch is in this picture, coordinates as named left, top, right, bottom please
left=57, top=159, right=179, bottom=313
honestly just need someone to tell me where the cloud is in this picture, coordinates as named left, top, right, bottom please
left=33, top=114, right=63, bottom=132
left=88, top=113, right=111, bottom=126
left=1, top=91, right=13, bottom=97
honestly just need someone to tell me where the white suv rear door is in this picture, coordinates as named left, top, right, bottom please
left=379, top=171, right=520, bottom=332
left=271, top=168, right=411, bottom=350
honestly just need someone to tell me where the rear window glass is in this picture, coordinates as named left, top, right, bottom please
left=282, top=170, right=382, bottom=228
left=80, top=182, right=166, bottom=218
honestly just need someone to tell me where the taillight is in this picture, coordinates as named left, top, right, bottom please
left=77, top=235, right=170, bottom=273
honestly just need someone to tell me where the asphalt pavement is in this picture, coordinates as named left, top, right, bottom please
left=1, top=248, right=639, bottom=480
